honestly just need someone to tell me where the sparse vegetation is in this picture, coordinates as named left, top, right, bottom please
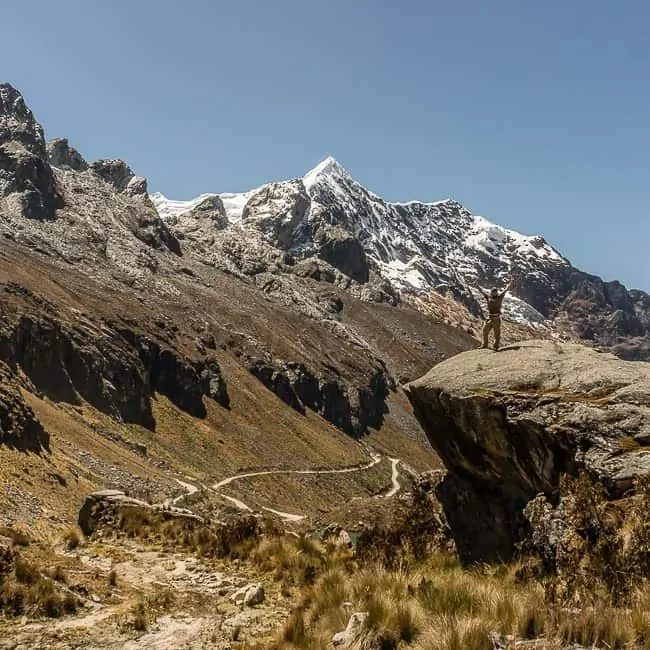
left=125, top=588, right=176, bottom=632
left=0, top=526, right=32, bottom=547
left=0, top=548, right=79, bottom=619
left=266, top=474, right=650, bottom=649
left=109, top=507, right=261, bottom=560
left=63, top=527, right=82, bottom=550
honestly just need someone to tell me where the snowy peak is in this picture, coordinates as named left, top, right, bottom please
left=303, top=156, right=353, bottom=191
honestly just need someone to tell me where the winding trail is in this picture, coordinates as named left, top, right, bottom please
left=382, top=458, right=401, bottom=498
left=172, top=479, right=200, bottom=505
left=167, top=451, right=404, bottom=521
left=211, top=452, right=381, bottom=490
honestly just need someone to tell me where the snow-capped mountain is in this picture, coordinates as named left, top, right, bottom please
left=152, top=156, right=569, bottom=324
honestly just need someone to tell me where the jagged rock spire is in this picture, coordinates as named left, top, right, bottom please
left=0, top=83, right=47, bottom=158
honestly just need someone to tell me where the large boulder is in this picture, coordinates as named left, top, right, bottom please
left=78, top=489, right=203, bottom=536
left=405, top=340, right=650, bottom=562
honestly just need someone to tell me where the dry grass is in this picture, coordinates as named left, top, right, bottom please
left=108, top=506, right=262, bottom=560
left=272, top=552, right=650, bottom=650
left=123, top=587, right=176, bottom=632
left=0, top=548, right=80, bottom=619
left=251, top=534, right=354, bottom=589
left=263, top=474, right=650, bottom=650
left=63, top=527, right=82, bottom=550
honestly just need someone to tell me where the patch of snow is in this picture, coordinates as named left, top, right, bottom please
left=150, top=192, right=215, bottom=221
left=151, top=189, right=257, bottom=224
left=220, top=191, right=255, bottom=222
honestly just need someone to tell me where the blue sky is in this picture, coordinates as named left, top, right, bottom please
left=4, top=1, right=650, bottom=289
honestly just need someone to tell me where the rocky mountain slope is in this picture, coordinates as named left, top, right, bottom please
left=1, top=81, right=477, bottom=537
left=3, top=81, right=650, bottom=649
left=1, top=80, right=648, bottom=526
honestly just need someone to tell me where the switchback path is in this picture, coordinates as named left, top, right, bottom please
left=169, top=451, right=404, bottom=521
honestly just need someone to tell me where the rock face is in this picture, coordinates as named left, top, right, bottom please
left=0, top=83, right=64, bottom=220
left=405, top=340, right=650, bottom=562
left=46, top=138, right=88, bottom=171
left=0, top=310, right=229, bottom=431
left=246, top=358, right=389, bottom=436
left=0, top=360, right=49, bottom=452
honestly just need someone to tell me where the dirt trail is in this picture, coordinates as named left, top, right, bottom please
left=163, top=450, right=404, bottom=521
left=382, top=458, right=401, bottom=498
left=0, top=542, right=288, bottom=650
left=211, top=451, right=405, bottom=518
left=211, top=452, right=382, bottom=490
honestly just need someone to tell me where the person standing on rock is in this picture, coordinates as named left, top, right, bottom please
left=478, top=280, right=512, bottom=351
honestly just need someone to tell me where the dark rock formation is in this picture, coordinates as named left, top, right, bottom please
left=46, top=137, right=88, bottom=171
left=0, top=84, right=63, bottom=221
left=247, top=358, right=389, bottom=436
left=0, top=360, right=49, bottom=452
left=117, top=329, right=230, bottom=416
left=314, top=225, right=370, bottom=284
left=89, top=158, right=137, bottom=192
left=0, top=311, right=229, bottom=431
left=132, top=202, right=182, bottom=255
left=405, top=340, right=650, bottom=562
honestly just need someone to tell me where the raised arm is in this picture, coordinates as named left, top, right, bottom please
left=499, top=280, right=512, bottom=297
left=477, top=285, right=489, bottom=298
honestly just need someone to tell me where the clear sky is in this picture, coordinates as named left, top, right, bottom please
left=4, top=1, right=650, bottom=289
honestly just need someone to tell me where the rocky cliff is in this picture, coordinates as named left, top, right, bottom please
left=405, top=340, right=650, bottom=562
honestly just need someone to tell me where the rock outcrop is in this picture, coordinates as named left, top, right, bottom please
left=0, top=83, right=64, bottom=221
left=0, top=360, right=49, bottom=452
left=78, top=489, right=204, bottom=536
left=0, top=311, right=229, bottom=431
left=247, top=358, right=389, bottom=436
left=46, top=138, right=88, bottom=171
left=405, top=340, right=650, bottom=562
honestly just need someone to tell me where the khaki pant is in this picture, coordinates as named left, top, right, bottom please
left=482, top=315, right=501, bottom=350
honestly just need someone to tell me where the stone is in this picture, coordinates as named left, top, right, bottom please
left=230, top=582, right=264, bottom=607
left=243, top=583, right=265, bottom=606
left=331, top=612, right=367, bottom=647
left=46, top=138, right=88, bottom=171
left=78, top=489, right=203, bottom=536
left=89, top=159, right=135, bottom=192
left=405, top=340, right=650, bottom=562
left=321, top=523, right=353, bottom=547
